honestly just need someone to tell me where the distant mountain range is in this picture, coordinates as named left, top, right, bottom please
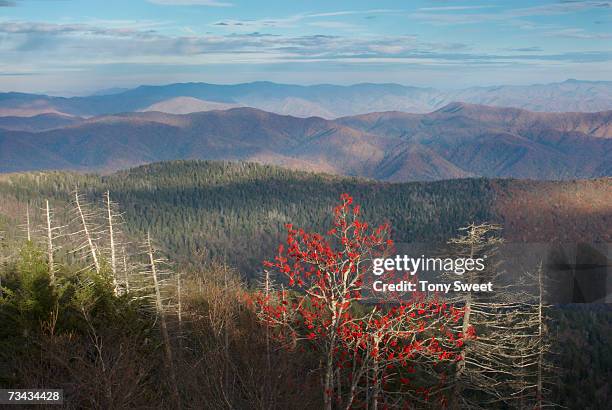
left=1, top=79, right=612, bottom=119
left=1, top=103, right=610, bottom=181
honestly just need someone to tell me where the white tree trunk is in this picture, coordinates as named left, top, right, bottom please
left=147, top=232, right=181, bottom=409
left=26, top=202, right=31, bottom=242
left=75, top=190, right=100, bottom=274
left=105, top=191, right=118, bottom=295
left=122, top=247, right=129, bottom=293
left=45, top=200, right=55, bottom=284
left=537, top=265, right=544, bottom=408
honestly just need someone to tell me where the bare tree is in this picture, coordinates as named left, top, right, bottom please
left=177, top=271, right=182, bottom=327
left=0, top=229, right=6, bottom=295
left=258, top=268, right=274, bottom=401
left=188, top=262, right=244, bottom=408
left=15, top=201, right=34, bottom=244
left=445, top=224, right=554, bottom=409
left=103, top=191, right=120, bottom=295
left=72, top=189, right=101, bottom=274
left=26, top=202, right=31, bottom=242
left=43, top=200, right=61, bottom=284
left=122, top=246, right=130, bottom=293
left=147, top=231, right=181, bottom=409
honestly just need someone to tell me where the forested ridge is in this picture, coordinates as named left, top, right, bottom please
left=0, top=160, right=610, bottom=408
left=0, top=160, right=497, bottom=273
left=2, top=160, right=610, bottom=273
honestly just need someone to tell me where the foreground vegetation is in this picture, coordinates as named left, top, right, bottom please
left=0, top=248, right=322, bottom=409
left=1, top=244, right=609, bottom=408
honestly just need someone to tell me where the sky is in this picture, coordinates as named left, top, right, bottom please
left=1, top=0, right=611, bottom=94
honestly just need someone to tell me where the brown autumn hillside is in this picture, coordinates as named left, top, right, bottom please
left=0, top=104, right=610, bottom=181
left=492, top=178, right=612, bottom=243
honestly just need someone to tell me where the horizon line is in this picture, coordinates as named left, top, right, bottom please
left=3, top=78, right=612, bottom=98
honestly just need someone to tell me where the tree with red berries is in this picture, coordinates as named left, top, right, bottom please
left=257, top=194, right=466, bottom=409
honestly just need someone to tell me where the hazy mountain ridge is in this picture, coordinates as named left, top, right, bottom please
left=139, top=97, right=242, bottom=114
left=337, top=102, right=612, bottom=139
left=0, top=113, right=83, bottom=132
left=1, top=79, right=611, bottom=119
left=1, top=104, right=610, bottom=181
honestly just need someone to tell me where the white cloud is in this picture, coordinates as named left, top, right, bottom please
left=0, top=18, right=610, bottom=80
left=212, top=9, right=401, bottom=30
left=308, top=21, right=357, bottom=30
left=546, top=28, right=612, bottom=39
left=367, top=44, right=412, bottom=55
left=418, top=6, right=496, bottom=11
left=212, top=14, right=306, bottom=30
left=308, top=9, right=400, bottom=18
left=411, top=1, right=612, bottom=26
left=148, top=0, right=233, bottom=7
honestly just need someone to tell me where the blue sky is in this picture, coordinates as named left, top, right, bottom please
left=1, top=0, right=611, bottom=94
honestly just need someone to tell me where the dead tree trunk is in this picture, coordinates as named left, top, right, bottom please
left=122, top=246, right=130, bottom=293
left=105, top=191, right=118, bottom=294
left=177, top=272, right=182, bottom=326
left=537, top=265, right=544, bottom=409
left=26, top=202, right=31, bottom=242
left=45, top=200, right=55, bottom=284
left=222, top=265, right=232, bottom=403
left=176, top=271, right=183, bottom=353
left=264, top=269, right=271, bottom=376
left=75, top=190, right=100, bottom=274
left=147, top=232, right=181, bottom=409
left=452, top=250, right=474, bottom=410
left=262, top=269, right=273, bottom=406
